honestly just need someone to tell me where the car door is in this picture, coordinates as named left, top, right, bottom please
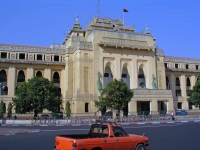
left=113, top=127, right=133, bottom=150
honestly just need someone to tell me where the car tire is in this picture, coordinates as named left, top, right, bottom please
left=135, top=144, right=145, bottom=150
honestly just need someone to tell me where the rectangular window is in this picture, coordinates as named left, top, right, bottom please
left=104, top=73, right=109, bottom=77
left=176, top=90, right=181, bottom=96
left=186, top=64, right=189, bottom=69
left=189, top=102, right=193, bottom=109
left=196, top=65, right=199, bottom=70
left=19, top=53, right=25, bottom=59
left=138, top=74, right=144, bottom=78
left=178, top=102, right=182, bottom=109
left=1, top=52, right=7, bottom=58
left=175, top=64, right=178, bottom=68
left=164, top=63, right=167, bottom=68
left=85, top=103, right=89, bottom=112
left=37, top=54, right=42, bottom=60
left=122, top=74, right=127, bottom=78
left=54, top=55, right=59, bottom=61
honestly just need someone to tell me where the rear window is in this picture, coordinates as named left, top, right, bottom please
left=91, top=125, right=109, bottom=135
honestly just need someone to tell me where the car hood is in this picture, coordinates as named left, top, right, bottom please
left=129, top=134, right=148, bottom=140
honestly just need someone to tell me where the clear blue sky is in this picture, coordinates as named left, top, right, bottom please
left=0, top=0, right=199, bottom=58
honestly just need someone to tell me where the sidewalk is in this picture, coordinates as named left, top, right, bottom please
left=1, top=115, right=200, bottom=136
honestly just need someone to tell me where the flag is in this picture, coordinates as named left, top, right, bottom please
left=123, top=8, right=128, bottom=12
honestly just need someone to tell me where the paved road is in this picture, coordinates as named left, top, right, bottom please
left=1, top=121, right=200, bottom=150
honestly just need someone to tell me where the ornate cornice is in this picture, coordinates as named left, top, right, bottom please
left=99, top=37, right=153, bottom=50
left=132, top=89, right=173, bottom=98
left=0, top=44, right=65, bottom=54
left=165, top=56, right=200, bottom=64
left=65, top=42, right=93, bottom=54
left=0, top=59, right=65, bottom=65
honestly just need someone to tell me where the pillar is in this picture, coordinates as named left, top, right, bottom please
left=181, top=75, right=186, bottom=97
left=8, top=66, right=16, bottom=96
left=170, top=74, right=176, bottom=98
left=115, top=57, right=121, bottom=79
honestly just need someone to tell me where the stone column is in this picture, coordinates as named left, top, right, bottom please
left=170, top=74, right=176, bottom=98
left=131, top=59, right=138, bottom=88
left=8, top=66, right=16, bottom=96
left=129, top=100, right=137, bottom=114
left=151, top=100, right=158, bottom=114
left=149, top=101, right=152, bottom=114
left=191, top=75, right=196, bottom=89
left=27, top=67, right=34, bottom=80
left=115, top=57, right=121, bottom=80
left=181, top=75, right=186, bottom=97
left=166, top=101, right=169, bottom=114
left=44, top=68, right=51, bottom=81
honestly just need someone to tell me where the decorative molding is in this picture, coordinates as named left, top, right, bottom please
left=0, top=44, right=65, bottom=54
left=99, top=37, right=153, bottom=50
left=165, top=56, right=200, bottom=64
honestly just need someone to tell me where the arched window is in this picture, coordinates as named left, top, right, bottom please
left=138, top=68, right=146, bottom=88
left=17, top=70, right=25, bottom=82
left=121, top=67, right=130, bottom=88
left=176, top=77, right=180, bottom=86
left=0, top=70, right=7, bottom=82
left=53, top=72, right=60, bottom=83
left=186, top=77, right=191, bottom=86
left=104, top=66, right=113, bottom=88
left=36, top=71, right=42, bottom=77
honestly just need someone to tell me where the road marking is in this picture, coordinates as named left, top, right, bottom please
left=137, top=123, right=145, bottom=124
left=167, top=122, right=174, bottom=123
left=56, top=125, right=64, bottom=126
left=152, top=122, right=160, bottom=124
left=181, top=121, right=188, bottom=123
left=26, top=125, right=33, bottom=126
left=12, top=125, right=19, bottom=126
left=40, top=125, right=48, bottom=126
left=194, top=120, right=200, bottom=122
left=72, top=124, right=81, bottom=126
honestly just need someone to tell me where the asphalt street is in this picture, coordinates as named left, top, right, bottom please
left=0, top=121, right=200, bottom=150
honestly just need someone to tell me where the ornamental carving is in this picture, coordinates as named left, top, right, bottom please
left=0, top=44, right=65, bottom=54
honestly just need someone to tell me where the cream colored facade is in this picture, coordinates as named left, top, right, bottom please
left=0, top=16, right=199, bottom=115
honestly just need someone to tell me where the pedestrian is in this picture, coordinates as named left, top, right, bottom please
left=171, top=111, right=175, bottom=121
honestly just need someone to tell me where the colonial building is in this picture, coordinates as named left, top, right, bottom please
left=0, top=16, right=199, bottom=115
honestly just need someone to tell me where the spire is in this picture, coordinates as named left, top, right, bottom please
left=145, top=25, right=151, bottom=35
left=72, top=15, right=82, bottom=30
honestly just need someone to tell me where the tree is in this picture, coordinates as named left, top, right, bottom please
left=188, top=75, right=200, bottom=108
left=7, top=102, right=13, bottom=119
left=0, top=101, right=4, bottom=119
left=12, top=77, right=62, bottom=114
left=95, top=79, right=134, bottom=116
left=65, top=102, right=71, bottom=117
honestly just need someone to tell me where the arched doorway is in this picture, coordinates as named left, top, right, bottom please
left=103, top=66, right=113, bottom=88
left=36, top=71, right=42, bottom=77
left=138, top=68, right=146, bottom=88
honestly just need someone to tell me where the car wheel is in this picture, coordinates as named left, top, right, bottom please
left=135, top=144, right=145, bottom=150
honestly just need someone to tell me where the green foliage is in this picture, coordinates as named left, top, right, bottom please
left=188, top=75, right=200, bottom=107
left=95, top=79, right=134, bottom=114
left=65, top=102, right=71, bottom=117
left=12, top=77, right=62, bottom=114
left=0, top=101, right=4, bottom=119
left=7, top=102, right=13, bottom=119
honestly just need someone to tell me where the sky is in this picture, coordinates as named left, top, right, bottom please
left=0, top=0, right=200, bottom=59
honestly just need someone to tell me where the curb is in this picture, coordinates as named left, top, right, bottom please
left=1, top=120, right=200, bottom=127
